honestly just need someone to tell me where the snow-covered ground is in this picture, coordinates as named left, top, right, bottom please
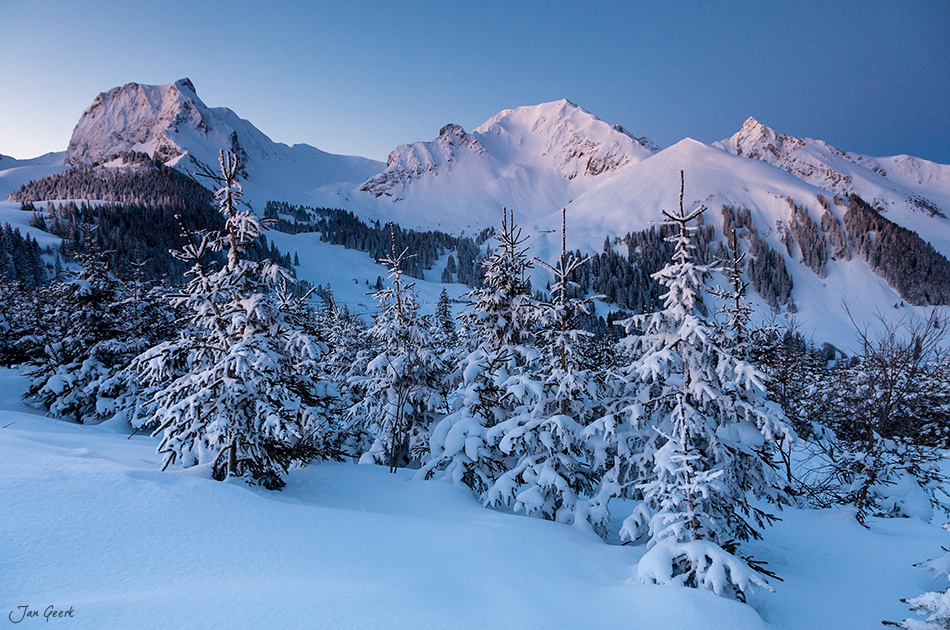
left=1, top=367, right=945, bottom=629
left=266, top=230, right=471, bottom=319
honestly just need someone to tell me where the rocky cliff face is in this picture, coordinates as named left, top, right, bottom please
left=716, top=117, right=856, bottom=194
left=361, top=123, right=488, bottom=199
left=61, top=79, right=384, bottom=206
left=66, top=79, right=205, bottom=167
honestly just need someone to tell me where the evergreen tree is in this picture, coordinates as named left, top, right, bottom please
left=430, top=288, right=461, bottom=414
left=99, top=281, right=179, bottom=431
left=0, top=283, right=47, bottom=368
left=130, top=151, right=337, bottom=489
left=435, top=288, right=456, bottom=340
left=712, top=227, right=753, bottom=353
left=350, top=224, right=443, bottom=471
left=421, top=209, right=544, bottom=497
left=480, top=209, right=601, bottom=524
left=24, top=225, right=146, bottom=424
left=598, top=173, right=790, bottom=598
left=317, top=290, right=372, bottom=458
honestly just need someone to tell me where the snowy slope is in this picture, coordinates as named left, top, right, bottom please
left=715, top=118, right=950, bottom=258
left=0, top=201, right=64, bottom=248
left=0, top=165, right=70, bottom=203
left=558, top=138, right=937, bottom=349
left=266, top=229, right=470, bottom=318
left=0, top=151, right=66, bottom=169
left=19, top=83, right=950, bottom=347
left=1, top=366, right=945, bottom=630
left=352, top=100, right=658, bottom=232
left=64, top=79, right=384, bottom=210
left=0, top=152, right=69, bottom=202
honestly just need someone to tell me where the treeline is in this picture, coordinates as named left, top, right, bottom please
left=817, top=194, right=851, bottom=262
left=10, top=153, right=213, bottom=210
left=264, top=201, right=492, bottom=282
left=32, top=200, right=223, bottom=282
left=586, top=221, right=716, bottom=313
left=786, top=197, right=828, bottom=278
left=31, top=199, right=298, bottom=286
left=722, top=205, right=796, bottom=312
left=535, top=208, right=801, bottom=317
left=844, top=195, right=950, bottom=306
left=536, top=219, right=715, bottom=315
left=0, top=223, right=47, bottom=287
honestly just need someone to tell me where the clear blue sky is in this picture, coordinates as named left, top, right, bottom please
left=1, top=0, right=947, bottom=163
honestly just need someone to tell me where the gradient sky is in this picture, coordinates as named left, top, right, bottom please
left=1, top=0, right=947, bottom=164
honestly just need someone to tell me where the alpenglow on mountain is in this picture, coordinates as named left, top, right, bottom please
left=6, top=78, right=950, bottom=347
left=716, top=117, right=950, bottom=221
left=64, top=78, right=383, bottom=205
left=355, top=99, right=660, bottom=230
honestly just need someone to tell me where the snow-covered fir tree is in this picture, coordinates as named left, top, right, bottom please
left=130, top=151, right=337, bottom=489
left=24, top=225, right=156, bottom=424
left=482, top=209, right=602, bottom=525
left=595, top=172, right=790, bottom=598
left=316, top=289, right=372, bottom=457
left=0, top=282, right=48, bottom=368
left=887, top=525, right=950, bottom=629
left=350, top=225, right=443, bottom=471
left=421, top=209, right=545, bottom=497
left=712, top=227, right=753, bottom=355
left=97, top=282, right=178, bottom=431
left=430, top=287, right=462, bottom=415
left=433, top=287, right=456, bottom=345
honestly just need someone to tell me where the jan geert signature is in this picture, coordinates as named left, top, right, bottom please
left=8, top=606, right=75, bottom=623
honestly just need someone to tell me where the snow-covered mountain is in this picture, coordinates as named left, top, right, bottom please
left=352, top=100, right=658, bottom=230
left=0, top=152, right=69, bottom=200
left=8, top=80, right=950, bottom=347
left=346, top=110, right=950, bottom=348
left=0, top=151, right=65, bottom=169
left=64, top=79, right=384, bottom=208
left=715, top=117, right=950, bottom=256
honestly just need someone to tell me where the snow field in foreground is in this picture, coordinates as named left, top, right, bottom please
left=0, top=368, right=945, bottom=629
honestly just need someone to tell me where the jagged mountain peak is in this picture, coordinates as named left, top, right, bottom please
left=60, top=78, right=383, bottom=207
left=66, top=79, right=215, bottom=167
left=360, top=99, right=659, bottom=203
left=175, top=77, right=197, bottom=95
left=437, top=123, right=466, bottom=141
left=722, top=117, right=803, bottom=161
left=739, top=116, right=772, bottom=136
left=716, top=117, right=950, bottom=227
left=475, top=98, right=584, bottom=133
left=715, top=118, right=859, bottom=195
left=473, top=99, right=658, bottom=162
left=366, top=122, right=488, bottom=198
left=432, top=123, right=485, bottom=155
